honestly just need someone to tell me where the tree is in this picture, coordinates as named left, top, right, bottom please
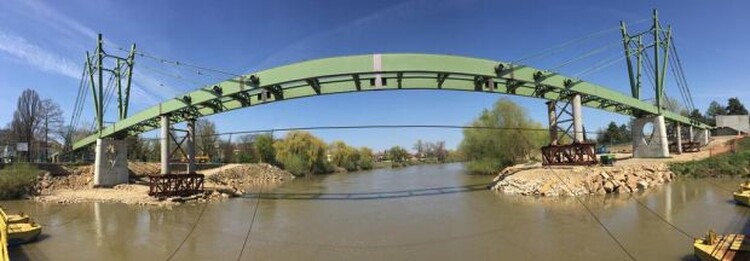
left=254, top=133, right=276, bottom=164
left=195, top=119, right=218, bottom=160
left=387, top=146, right=410, bottom=164
left=357, top=147, right=374, bottom=170
left=413, top=140, right=425, bottom=159
left=726, top=97, right=749, bottom=115
left=11, top=89, right=43, bottom=162
left=219, top=139, right=235, bottom=163
left=273, top=131, right=328, bottom=176
left=661, top=96, right=687, bottom=116
left=125, top=136, right=148, bottom=161
left=236, top=134, right=258, bottom=163
left=596, top=121, right=631, bottom=144
left=39, top=99, right=64, bottom=162
left=706, top=100, right=727, bottom=125
left=329, top=141, right=358, bottom=171
left=689, top=109, right=710, bottom=125
left=459, top=98, right=547, bottom=174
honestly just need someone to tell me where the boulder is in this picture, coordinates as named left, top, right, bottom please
left=603, top=181, right=615, bottom=193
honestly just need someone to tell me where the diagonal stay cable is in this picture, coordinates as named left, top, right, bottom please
left=547, top=168, right=636, bottom=261
left=166, top=202, right=210, bottom=261
left=549, top=41, right=622, bottom=71
left=237, top=184, right=264, bottom=261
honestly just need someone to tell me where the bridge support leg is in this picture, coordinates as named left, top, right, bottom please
left=632, top=115, right=670, bottom=158
left=187, top=119, right=196, bottom=174
left=689, top=126, right=694, bottom=143
left=160, top=115, right=171, bottom=175
left=694, top=128, right=709, bottom=146
left=546, top=101, right=558, bottom=145
left=93, top=138, right=128, bottom=187
left=675, top=122, right=683, bottom=154
left=572, top=94, right=584, bottom=142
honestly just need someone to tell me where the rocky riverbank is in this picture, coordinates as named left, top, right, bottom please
left=32, top=162, right=293, bottom=206
left=490, top=163, right=675, bottom=197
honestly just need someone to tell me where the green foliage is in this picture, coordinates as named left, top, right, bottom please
left=357, top=147, right=374, bottom=170
left=329, top=141, right=359, bottom=171
left=727, top=97, right=749, bottom=115
left=596, top=121, right=631, bottom=145
left=459, top=98, right=548, bottom=175
left=706, top=100, right=727, bottom=125
left=387, top=146, right=410, bottom=164
left=273, top=131, right=328, bottom=176
left=689, top=109, right=710, bottom=125
left=670, top=138, right=750, bottom=177
left=254, top=133, right=276, bottom=164
left=0, top=163, right=39, bottom=199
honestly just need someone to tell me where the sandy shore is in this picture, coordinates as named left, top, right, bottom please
left=32, top=163, right=294, bottom=206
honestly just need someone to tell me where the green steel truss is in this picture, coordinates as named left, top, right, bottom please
left=72, top=53, right=710, bottom=151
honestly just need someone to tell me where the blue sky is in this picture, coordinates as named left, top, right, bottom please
left=0, top=0, right=748, bottom=151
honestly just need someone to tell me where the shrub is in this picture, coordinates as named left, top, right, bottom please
left=0, top=163, right=40, bottom=199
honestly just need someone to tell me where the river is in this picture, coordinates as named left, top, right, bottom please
left=2, top=163, right=748, bottom=260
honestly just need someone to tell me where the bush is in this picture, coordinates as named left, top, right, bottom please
left=0, top=163, right=40, bottom=199
left=670, top=138, right=750, bottom=177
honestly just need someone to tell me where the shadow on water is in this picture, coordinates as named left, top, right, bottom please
left=243, top=183, right=490, bottom=200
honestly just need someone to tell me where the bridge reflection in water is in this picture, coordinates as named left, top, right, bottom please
left=244, top=183, right=489, bottom=201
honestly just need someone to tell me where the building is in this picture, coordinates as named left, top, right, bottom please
left=714, top=115, right=750, bottom=136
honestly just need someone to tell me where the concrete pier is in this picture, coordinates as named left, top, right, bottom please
left=632, top=115, right=670, bottom=158
left=675, top=123, right=682, bottom=154
left=572, top=94, right=584, bottom=142
left=161, top=115, right=171, bottom=175
left=93, top=138, right=128, bottom=186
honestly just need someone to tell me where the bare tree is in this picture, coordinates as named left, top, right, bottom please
left=195, top=119, right=218, bottom=160
left=11, top=89, right=43, bottom=162
left=39, top=99, right=64, bottom=161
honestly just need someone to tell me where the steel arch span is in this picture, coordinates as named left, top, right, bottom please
left=72, top=53, right=709, bottom=151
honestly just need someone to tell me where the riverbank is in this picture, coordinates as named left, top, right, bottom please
left=32, top=162, right=294, bottom=206
left=491, top=136, right=737, bottom=196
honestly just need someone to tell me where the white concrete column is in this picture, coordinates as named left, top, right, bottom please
left=632, top=115, right=670, bottom=158
left=572, top=94, right=584, bottom=142
left=689, top=126, right=694, bottom=143
left=675, top=123, right=682, bottom=154
left=93, top=138, right=128, bottom=186
left=546, top=101, right=558, bottom=145
left=187, top=119, right=196, bottom=174
left=160, top=115, right=171, bottom=175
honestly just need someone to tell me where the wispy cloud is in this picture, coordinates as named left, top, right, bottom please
left=0, top=29, right=80, bottom=79
left=251, top=0, right=475, bottom=70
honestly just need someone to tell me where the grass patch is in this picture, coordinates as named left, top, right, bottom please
left=0, top=163, right=40, bottom=200
left=670, top=137, right=750, bottom=178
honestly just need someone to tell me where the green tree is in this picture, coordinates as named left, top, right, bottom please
left=329, top=140, right=358, bottom=171
left=357, top=147, right=374, bottom=170
left=254, top=133, right=276, bottom=164
left=726, top=97, right=749, bottom=115
left=273, top=131, right=328, bottom=176
left=689, top=109, right=710, bottom=125
left=706, top=100, right=727, bottom=125
left=236, top=134, right=258, bottom=163
left=597, top=121, right=631, bottom=144
left=459, top=98, right=547, bottom=174
left=387, top=146, right=410, bottom=164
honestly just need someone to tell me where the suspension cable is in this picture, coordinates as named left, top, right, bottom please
left=237, top=184, right=264, bottom=261
left=121, top=47, right=244, bottom=78
left=513, top=17, right=649, bottom=64
left=549, top=41, right=622, bottom=71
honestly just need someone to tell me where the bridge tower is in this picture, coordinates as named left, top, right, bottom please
left=88, top=34, right=136, bottom=186
left=621, top=10, right=684, bottom=158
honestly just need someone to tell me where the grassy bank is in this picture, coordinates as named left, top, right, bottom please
left=0, top=163, right=40, bottom=199
left=670, top=137, right=750, bottom=177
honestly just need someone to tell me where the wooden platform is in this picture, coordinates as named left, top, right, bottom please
left=695, top=233, right=750, bottom=261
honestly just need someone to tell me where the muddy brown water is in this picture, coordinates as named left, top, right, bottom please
left=2, top=163, right=748, bottom=260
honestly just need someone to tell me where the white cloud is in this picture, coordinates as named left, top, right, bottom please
left=0, top=29, right=80, bottom=79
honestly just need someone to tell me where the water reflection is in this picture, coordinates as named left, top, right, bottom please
left=2, top=165, right=750, bottom=260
